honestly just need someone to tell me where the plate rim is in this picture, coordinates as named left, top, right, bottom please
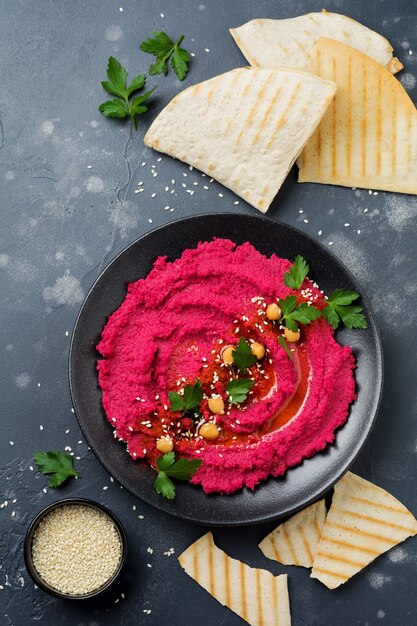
left=69, top=212, right=384, bottom=526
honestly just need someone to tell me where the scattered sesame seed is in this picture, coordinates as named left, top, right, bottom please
left=234, top=201, right=239, bottom=205
left=39, top=425, right=44, bottom=431
left=357, top=229, right=361, bottom=234
left=318, top=230, right=322, bottom=236
left=303, top=219, right=309, bottom=224
left=9, top=441, right=14, bottom=446
left=328, top=241, right=334, bottom=246
left=148, top=219, right=153, bottom=224
left=344, top=223, right=350, bottom=227
left=218, top=193, right=224, bottom=198
left=204, top=48, right=210, bottom=52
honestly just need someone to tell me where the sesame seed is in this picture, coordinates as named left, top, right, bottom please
left=31, top=504, right=122, bottom=596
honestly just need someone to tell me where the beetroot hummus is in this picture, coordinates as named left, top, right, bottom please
left=96, top=238, right=356, bottom=494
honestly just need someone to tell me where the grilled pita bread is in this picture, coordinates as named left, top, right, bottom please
left=230, top=12, right=402, bottom=74
left=298, top=38, right=417, bottom=195
left=259, top=499, right=326, bottom=568
left=311, top=472, right=417, bottom=589
left=178, top=532, right=291, bottom=626
left=144, top=67, right=336, bottom=213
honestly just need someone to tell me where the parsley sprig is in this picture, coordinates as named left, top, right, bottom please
left=232, top=337, right=257, bottom=371
left=283, top=255, right=310, bottom=290
left=322, top=290, right=368, bottom=329
left=153, top=452, right=202, bottom=499
left=278, top=335, right=293, bottom=361
left=278, top=296, right=321, bottom=332
left=33, top=451, right=80, bottom=488
left=226, top=378, right=254, bottom=405
left=140, top=32, right=190, bottom=80
left=169, top=379, right=203, bottom=417
left=99, top=56, right=156, bottom=129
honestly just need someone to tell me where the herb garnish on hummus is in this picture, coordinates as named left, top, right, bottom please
left=97, top=239, right=362, bottom=496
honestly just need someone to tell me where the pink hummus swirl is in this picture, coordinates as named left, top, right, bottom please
left=96, top=238, right=356, bottom=494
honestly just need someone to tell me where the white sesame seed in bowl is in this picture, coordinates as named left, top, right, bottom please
left=24, top=498, right=127, bottom=599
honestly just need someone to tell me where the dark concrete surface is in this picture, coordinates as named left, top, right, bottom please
left=1, top=1, right=416, bottom=624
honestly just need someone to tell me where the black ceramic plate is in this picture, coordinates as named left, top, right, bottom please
left=69, top=213, right=383, bottom=526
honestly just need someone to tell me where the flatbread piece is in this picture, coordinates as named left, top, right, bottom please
left=298, top=38, right=417, bottom=195
left=259, top=499, right=326, bottom=568
left=311, top=471, right=417, bottom=589
left=230, top=11, right=402, bottom=74
left=145, top=67, right=336, bottom=212
left=178, top=532, right=291, bottom=626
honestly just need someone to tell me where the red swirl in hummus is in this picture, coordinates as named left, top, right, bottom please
left=96, top=239, right=356, bottom=494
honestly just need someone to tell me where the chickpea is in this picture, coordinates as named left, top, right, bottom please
left=284, top=327, right=300, bottom=343
left=208, top=396, right=225, bottom=414
left=266, top=303, right=282, bottom=321
left=156, top=437, right=174, bottom=454
left=221, top=345, right=235, bottom=366
left=199, top=422, right=220, bottom=441
left=251, top=341, right=266, bottom=360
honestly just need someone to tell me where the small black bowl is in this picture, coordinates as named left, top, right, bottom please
left=24, top=497, right=128, bottom=600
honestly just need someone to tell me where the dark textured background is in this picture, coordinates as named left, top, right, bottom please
left=1, top=1, right=416, bottom=624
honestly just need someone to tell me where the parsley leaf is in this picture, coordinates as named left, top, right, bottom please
left=322, top=290, right=368, bottom=329
left=226, top=378, right=254, bottom=404
left=33, top=451, right=80, bottom=488
left=140, top=32, right=190, bottom=80
left=99, top=56, right=156, bottom=130
left=153, top=472, right=176, bottom=499
left=278, top=335, right=293, bottom=361
left=156, top=451, right=176, bottom=471
left=232, top=337, right=257, bottom=371
left=291, top=302, right=322, bottom=325
left=283, top=256, right=310, bottom=290
left=153, top=453, right=202, bottom=499
left=169, top=379, right=203, bottom=413
left=279, top=295, right=297, bottom=317
left=278, top=296, right=321, bottom=332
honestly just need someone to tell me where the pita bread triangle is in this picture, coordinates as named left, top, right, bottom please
left=178, top=532, right=291, bottom=626
left=311, top=471, right=417, bottom=589
left=298, top=38, right=417, bottom=195
left=144, top=67, right=336, bottom=213
left=259, top=499, right=326, bottom=568
left=230, top=11, right=402, bottom=74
